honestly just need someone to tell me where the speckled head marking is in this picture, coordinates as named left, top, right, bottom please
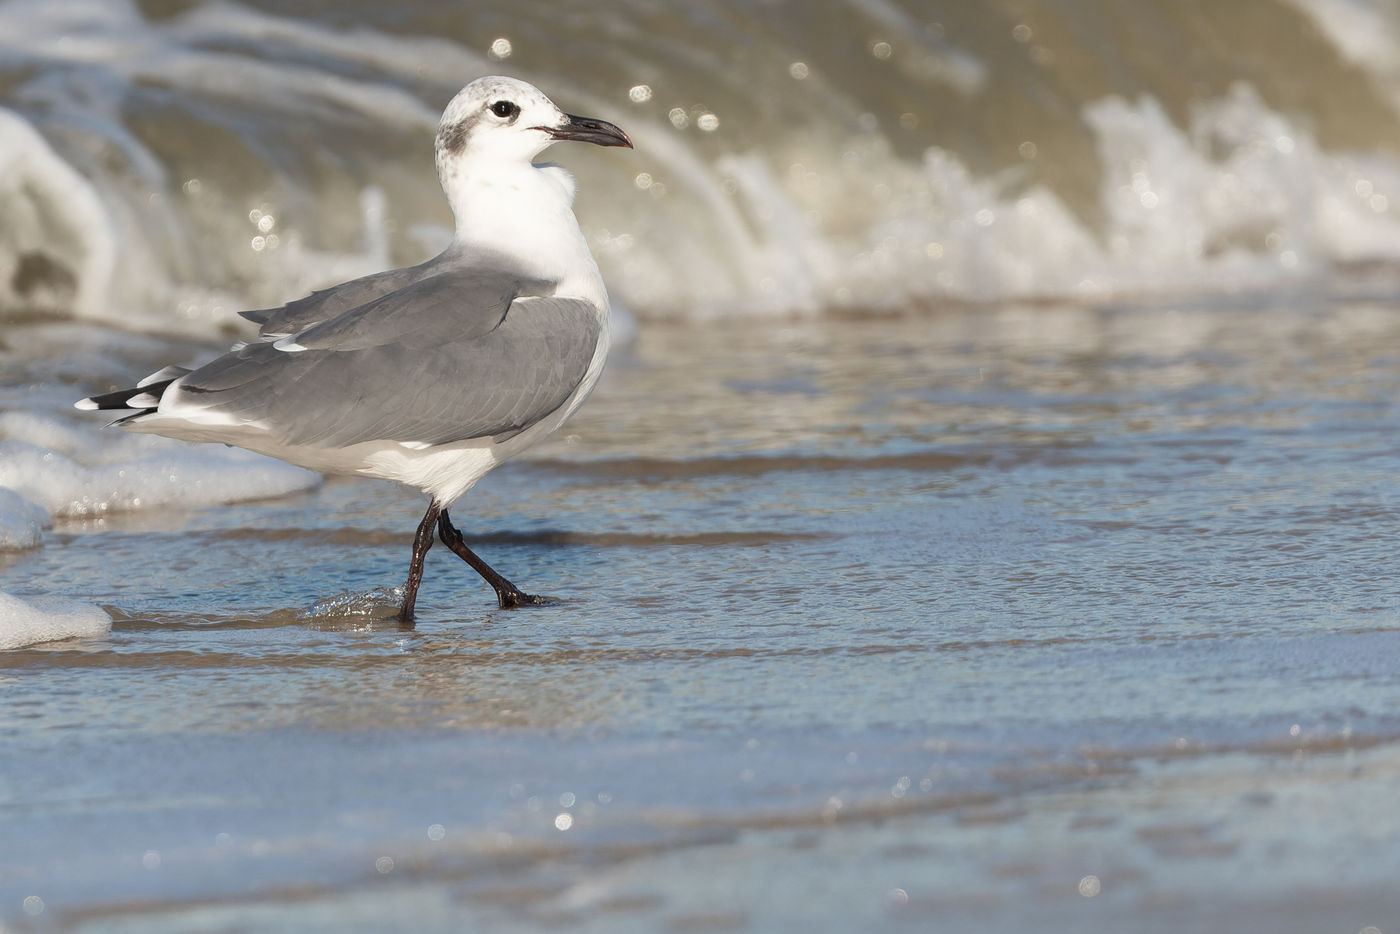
left=435, top=114, right=475, bottom=157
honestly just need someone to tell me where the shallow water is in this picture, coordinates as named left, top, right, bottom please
left=4, top=300, right=1400, bottom=930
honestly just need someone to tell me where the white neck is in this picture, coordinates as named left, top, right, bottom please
left=441, top=159, right=607, bottom=309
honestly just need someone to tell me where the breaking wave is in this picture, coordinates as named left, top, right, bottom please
left=3, top=0, right=1400, bottom=328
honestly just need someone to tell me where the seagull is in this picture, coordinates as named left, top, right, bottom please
left=76, top=76, right=632, bottom=621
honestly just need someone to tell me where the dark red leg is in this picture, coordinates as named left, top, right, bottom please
left=437, top=509, right=549, bottom=608
left=398, top=500, right=442, bottom=622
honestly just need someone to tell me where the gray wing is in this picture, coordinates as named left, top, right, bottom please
left=281, top=267, right=540, bottom=352
left=179, top=287, right=602, bottom=448
left=239, top=257, right=443, bottom=337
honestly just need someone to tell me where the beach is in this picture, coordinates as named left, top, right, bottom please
left=4, top=1, right=1400, bottom=930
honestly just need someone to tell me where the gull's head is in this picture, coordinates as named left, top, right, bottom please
left=435, top=76, right=631, bottom=174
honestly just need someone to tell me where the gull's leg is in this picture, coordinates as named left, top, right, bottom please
left=399, top=500, right=442, bottom=622
left=437, top=509, right=549, bottom=608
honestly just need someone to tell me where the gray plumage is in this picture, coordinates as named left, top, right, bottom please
left=239, top=259, right=441, bottom=336
left=182, top=262, right=600, bottom=447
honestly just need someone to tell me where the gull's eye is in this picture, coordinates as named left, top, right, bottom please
left=489, top=100, right=521, bottom=120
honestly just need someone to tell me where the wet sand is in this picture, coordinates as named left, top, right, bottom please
left=4, top=300, right=1400, bottom=930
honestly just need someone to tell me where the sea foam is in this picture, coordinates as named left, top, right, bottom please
left=0, top=591, right=111, bottom=650
left=0, top=487, right=46, bottom=550
left=0, top=403, right=321, bottom=550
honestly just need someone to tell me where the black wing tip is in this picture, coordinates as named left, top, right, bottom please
left=75, top=378, right=180, bottom=413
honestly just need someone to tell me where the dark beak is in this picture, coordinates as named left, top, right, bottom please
left=538, top=113, right=633, bottom=149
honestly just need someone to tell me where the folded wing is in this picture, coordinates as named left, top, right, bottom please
left=171, top=273, right=600, bottom=447
left=240, top=260, right=441, bottom=337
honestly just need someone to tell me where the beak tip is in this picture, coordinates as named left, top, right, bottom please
left=544, top=113, right=634, bottom=150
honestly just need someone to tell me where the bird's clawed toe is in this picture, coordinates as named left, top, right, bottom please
left=496, top=589, right=553, bottom=609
